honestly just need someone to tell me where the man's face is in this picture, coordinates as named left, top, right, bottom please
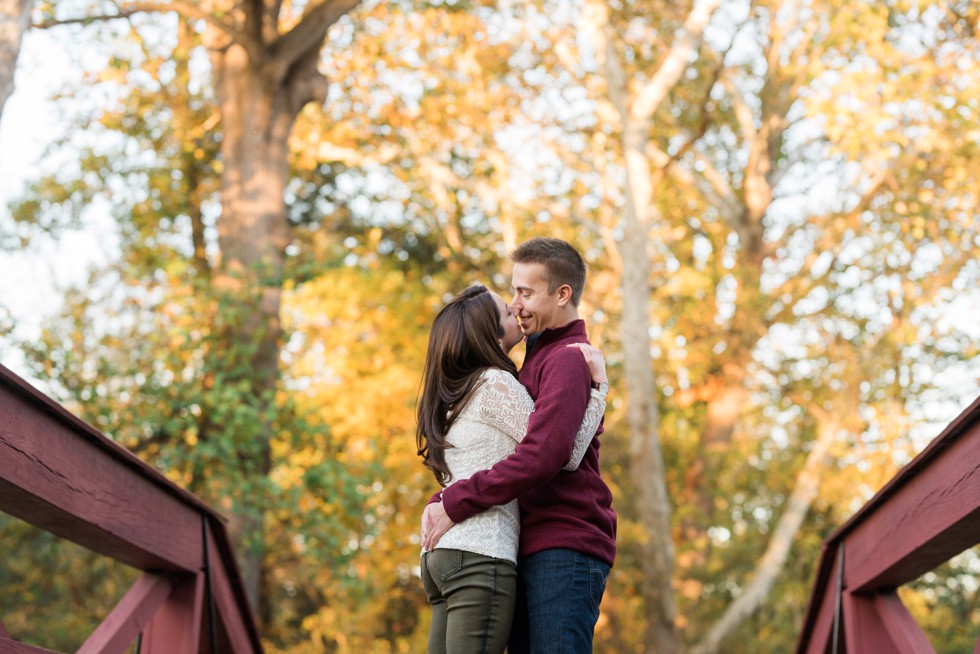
left=510, top=262, right=561, bottom=335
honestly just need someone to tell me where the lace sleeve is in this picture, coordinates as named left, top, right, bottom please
left=476, top=370, right=534, bottom=442
left=562, top=388, right=607, bottom=471
left=475, top=370, right=605, bottom=470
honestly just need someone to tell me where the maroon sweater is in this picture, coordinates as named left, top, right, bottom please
left=441, top=320, right=617, bottom=567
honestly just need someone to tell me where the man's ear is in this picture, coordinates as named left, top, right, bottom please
left=556, top=284, right=573, bottom=306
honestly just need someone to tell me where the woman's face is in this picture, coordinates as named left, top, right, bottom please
left=492, top=292, right=523, bottom=353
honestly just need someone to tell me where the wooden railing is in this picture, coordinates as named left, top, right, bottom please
left=0, top=363, right=263, bottom=653
left=796, top=395, right=980, bottom=654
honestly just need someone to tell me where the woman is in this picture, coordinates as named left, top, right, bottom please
left=416, top=284, right=608, bottom=654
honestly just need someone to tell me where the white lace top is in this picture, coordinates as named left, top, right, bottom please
left=430, top=368, right=607, bottom=563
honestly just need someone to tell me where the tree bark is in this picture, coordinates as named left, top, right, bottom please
left=202, top=0, right=357, bottom=618
left=0, top=0, right=32, bottom=134
left=584, top=0, right=722, bottom=648
left=26, top=0, right=359, bottom=623
left=623, top=116, right=680, bottom=653
left=209, top=37, right=289, bottom=618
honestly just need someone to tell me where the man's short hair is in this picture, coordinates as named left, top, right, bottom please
left=511, top=237, right=587, bottom=306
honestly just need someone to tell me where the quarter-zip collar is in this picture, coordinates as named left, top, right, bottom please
left=524, top=319, right=586, bottom=364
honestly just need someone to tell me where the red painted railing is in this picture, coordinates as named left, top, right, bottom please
left=796, top=395, right=980, bottom=654
left=0, top=363, right=263, bottom=653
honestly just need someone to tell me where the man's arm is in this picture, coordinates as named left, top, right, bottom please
left=440, top=346, right=594, bottom=523
left=421, top=364, right=601, bottom=550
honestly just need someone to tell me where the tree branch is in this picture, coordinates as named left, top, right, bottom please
left=34, top=1, right=242, bottom=46
left=582, top=0, right=629, bottom=122
left=128, top=426, right=174, bottom=454
left=722, top=73, right=758, bottom=146
left=690, top=414, right=845, bottom=654
left=265, top=0, right=285, bottom=43
left=0, top=0, right=32, bottom=124
left=667, top=45, right=728, bottom=162
left=690, top=149, right=739, bottom=218
left=269, top=0, right=361, bottom=68
left=631, top=0, right=724, bottom=124
left=244, top=0, right=263, bottom=44
left=768, top=126, right=825, bottom=190
left=765, top=166, right=895, bottom=325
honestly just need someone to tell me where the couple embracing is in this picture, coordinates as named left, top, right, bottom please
left=416, top=237, right=617, bottom=654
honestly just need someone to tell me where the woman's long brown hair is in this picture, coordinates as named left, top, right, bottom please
left=416, top=285, right=519, bottom=486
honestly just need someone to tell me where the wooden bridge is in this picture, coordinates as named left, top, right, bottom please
left=796, top=395, right=980, bottom=653
left=1, top=358, right=977, bottom=653
left=0, top=363, right=262, bottom=653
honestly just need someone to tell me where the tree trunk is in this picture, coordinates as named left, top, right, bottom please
left=210, top=39, right=289, bottom=621
left=207, top=13, right=330, bottom=617
left=0, top=0, right=32, bottom=132
left=584, top=0, right=723, bottom=647
left=621, top=116, right=680, bottom=653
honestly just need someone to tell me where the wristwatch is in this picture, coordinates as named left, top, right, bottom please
left=591, top=381, right=609, bottom=394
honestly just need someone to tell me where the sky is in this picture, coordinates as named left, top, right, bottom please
left=0, top=28, right=120, bottom=384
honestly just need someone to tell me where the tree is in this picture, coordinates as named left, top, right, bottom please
left=6, top=0, right=977, bottom=650
left=0, top=0, right=32, bottom=132
left=582, top=0, right=725, bottom=648
left=300, top=1, right=979, bottom=649
left=29, top=0, right=364, bottom=616
left=506, top=0, right=978, bottom=650
left=656, top=1, right=978, bottom=650
left=10, top=1, right=539, bottom=647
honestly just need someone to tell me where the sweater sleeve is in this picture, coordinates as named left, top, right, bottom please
left=475, top=370, right=535, bottom=441
left=421, top=371, right=532, bottom=507
left=563, top=388, right=607, bottom=471
left=478, top=369, right=605, bottom=470
left=441, top=346, right=595, bottom=524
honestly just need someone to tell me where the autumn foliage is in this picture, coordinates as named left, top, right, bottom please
left=1, top=1, right=978, bottom=653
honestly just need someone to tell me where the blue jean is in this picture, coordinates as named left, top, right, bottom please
left=507, top=549, right=611, bottom=654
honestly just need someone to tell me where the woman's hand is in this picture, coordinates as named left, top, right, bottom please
left=421, top=502, right=455, bottom=551
left=567, top=343, right=607, bottom=383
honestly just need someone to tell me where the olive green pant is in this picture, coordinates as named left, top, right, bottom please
left=421, top=549, right=518, bottom=654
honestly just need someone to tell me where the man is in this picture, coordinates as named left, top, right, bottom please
left=421, top=237, right=617, bottom=653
